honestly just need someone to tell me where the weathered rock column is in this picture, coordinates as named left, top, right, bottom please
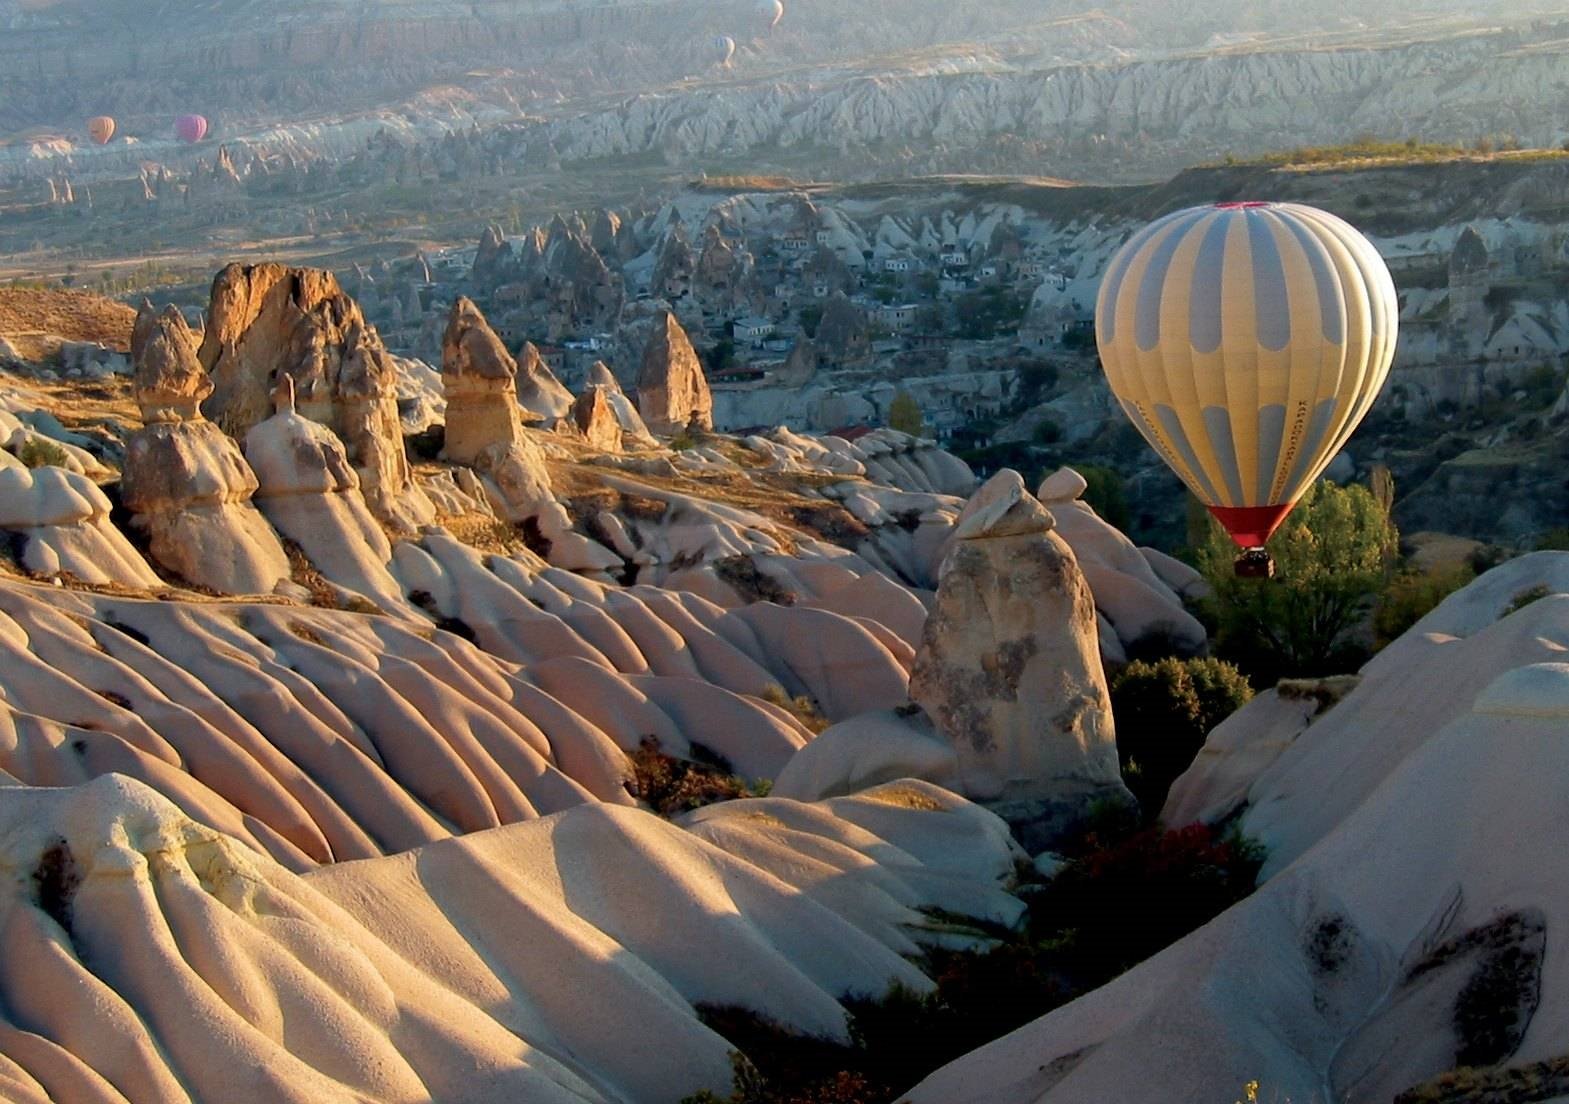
left=910, top=469, right=1133, bottom=850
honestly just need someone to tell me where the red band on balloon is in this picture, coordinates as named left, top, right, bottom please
left=1208, top=503, right=1295, bottom=548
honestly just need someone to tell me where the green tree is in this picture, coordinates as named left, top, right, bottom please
left=1110, top=657, right=1254, bottom=812
left=1196, top=480, right=1398, bottom=682
left=1075, top=465, right=1131, bottom=533
left=888, top=390, right=927, bottom=437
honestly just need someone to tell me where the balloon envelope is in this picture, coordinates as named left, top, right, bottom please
left=174, top=114, right=208, bottom=143
left=86, top=116, right=115, bottom=145
left=713, top=34, right=736, bottom=64
left=758, top=0, right=784, bottom=28
left=1094, top=201, right=1398, bottom=548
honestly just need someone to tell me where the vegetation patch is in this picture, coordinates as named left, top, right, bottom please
left=16, top=436, right=70, bottom=469
left=714, top=556, right=797, bottom=606
left=1505, top=584, right=1552, bottom=616
left=1110, top=657, right=1253, bottom=812
left=1275, top=675, right=1361, bottom=715
left=760, top=683, right=829, bottom=735
left=1395, top=1054, right=1569, bottom=1104
left=32, top=838, right=81, bottom=941
left=280, top=538, right=339, bottom=608
left=628, top=737, right=769, bottom=817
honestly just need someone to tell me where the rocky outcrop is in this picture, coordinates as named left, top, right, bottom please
left=434, top=301, right=611, bottom=572
left=199, top=262, right=433, bottom=532
left=586, top=361, right=656, bottom=448
left=0, top=774, right=1018, bottom=1104
left=909, top=470, right=1131, bottom=849
left=0, top=458, right=160, bottom=588
left=812, top=292, right=868, bottom=362
left=121, top=303, right=291, bottom=595
left=571, top=385, right=625, bottom=453
left=514, top=340, right=574, bottom=423
left=245, top=376, right=412, bottom=614
left=1036, top=466, right=1207, bottom=663
left=440, top=296, right=529, bottom=464
left=636, top=311, right=712, bottom=436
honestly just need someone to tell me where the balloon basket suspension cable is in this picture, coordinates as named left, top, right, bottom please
left=1233, top=547, right=1275, bottom=579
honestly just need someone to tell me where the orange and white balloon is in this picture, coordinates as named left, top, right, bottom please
left=1095, top=201, right=1398, bottom=547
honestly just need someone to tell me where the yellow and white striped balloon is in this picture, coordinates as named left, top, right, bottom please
left=1095, top=201, right=1398, bottom=547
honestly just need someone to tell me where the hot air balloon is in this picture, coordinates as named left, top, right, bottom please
left=86, top=116, right=115, bottom=145
left=174, top=114, right=209, bottom=143
left=713, top=34, right=737, bottom=66
left=1094, top=201, right=1397, bottom=576
left=757, top=0, right=784, bottom=29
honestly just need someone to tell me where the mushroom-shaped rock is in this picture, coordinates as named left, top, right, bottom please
left=636, top=312, right=712, bottom=436
left=122, top=304, right=290, bottom=594
left=910, top=470, right=1132, bottom=850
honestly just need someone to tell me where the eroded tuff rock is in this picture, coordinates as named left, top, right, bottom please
left=586, top=361, right=656, bottom=448
left=571, top=385, right=625, bottom=453
left=121, top=303, right=290, bottom=594
left=910, top=469, right=1131, bottom=849
left=435, top=298, right=604, bottom=570
left=910, top=566, right=1569, bottom=1104
left=440, top=296, right=529, bottom=465
left=0, top=774, right=1019, bottom=1103
left=636, top=311, right=712, bottom=436
left=245, top=376, right=412, bottom=614
left=514, top=339, right=574, bottom=423
left=1036, top=466, right=1207, bottom=664
left=199, top=262, right=433, bottom=532
left=0, top=458, right=160, bottom=588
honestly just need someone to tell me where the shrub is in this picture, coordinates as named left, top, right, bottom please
left=1373, top=564, right=1474, bottom=648
left=628, top=737, right=762, bottom=817
left=1033, top=823, right=1266, bottom=977
left=1196, top=480, right=1397, bottom=684
left=1075, top=464, right=1131, bottom=533
left=1032, top=417, right=1062, bottom=445
left=760, top=684, right=828, bottom=735
left=887, top=390, right=927, bottom=438
left=1505, top=584, right=1552, bottom=616
left=16, top=437, right=70, bottom=469
left=1110, top=658, right=1253, bottom=811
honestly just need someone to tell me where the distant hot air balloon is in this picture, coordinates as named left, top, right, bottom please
left=713, top=34, right=737, bottom=66
left=757, top=0, right=784, bottom=29
left=174, top=114, right=209, bottom=143
left=86, top=116, right=115, bottom=145
left=1094, top=201, right=1398, bottom=575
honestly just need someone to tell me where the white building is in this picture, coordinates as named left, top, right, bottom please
left=735, top=316, right=777, bottom=342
